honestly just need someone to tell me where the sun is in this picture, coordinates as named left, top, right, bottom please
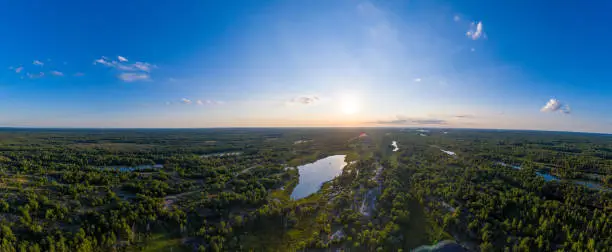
left=340, top=95, right=360, bottom=115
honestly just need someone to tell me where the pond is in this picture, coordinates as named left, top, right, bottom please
left=495, top=161, right=610, bottom=191
left=290, top=155, right=347, bottom=200
left=572, top=180, right=611, bottom=192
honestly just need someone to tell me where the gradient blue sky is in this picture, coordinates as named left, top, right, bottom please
left=1, top=0, right=611, bottom=132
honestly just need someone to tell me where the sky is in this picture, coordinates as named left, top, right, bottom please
left=1, top=0, right=611, bottom=133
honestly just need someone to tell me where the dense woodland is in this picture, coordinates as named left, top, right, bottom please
left=0, top=128, right=610, bottom=251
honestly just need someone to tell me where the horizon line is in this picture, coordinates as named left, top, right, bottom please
left=0, top=126, right=610, bottom=135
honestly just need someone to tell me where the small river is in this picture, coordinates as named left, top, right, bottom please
left=290, top=155, right=347, bottom=200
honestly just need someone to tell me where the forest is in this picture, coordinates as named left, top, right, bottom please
left=0, top=128, right=610, bottom=251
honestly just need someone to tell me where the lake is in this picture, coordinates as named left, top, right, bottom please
left=290, top=155, right=347, bottom=200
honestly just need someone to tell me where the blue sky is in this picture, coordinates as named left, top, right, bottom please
left=1, top=0, right=611, bottom=133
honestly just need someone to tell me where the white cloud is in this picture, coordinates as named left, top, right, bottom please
left=33, top=60, right=44, bottom=66
left=118, top=73, right=150, bottom=82
left=115, top=63, right=135, bottom=71
left=133, top=62, right=155, bottom=72
left=94, top=57, right=114, bottom=67
left=94, top=57, right=155, bottom=72
left=196, top=100, right=204, bottom=105
left=453, top=15, right=461, bottom=22
left=289, top=96, right=320, bottom=105
left=49, top=71, right=64, bottom=76
left=466, top=21, right=484, bottom=40
left=541, top=98, right=571, bottom=114
left=27, top=72, right=45, bottom=79
left=94, top=56, right=157, bottom=81
left=181, top=98, right=192, bottom=104
left=14, top=66, right=23, bottom=73
left=413, top=78, right=422, bottom=82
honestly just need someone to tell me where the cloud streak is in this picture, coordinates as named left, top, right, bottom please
left=288, top=96, right=320, bottom=105
left=50, top=71, right=64, bottom=76
left=178, top=98, right=223, bottom=106
left=454, top=114, right=474, bottom=119
left=33, top=60, right=44, bottom=66
left=375, top=115, right=447, bottom=125
left=118, top=73, right=150, bottom=82
left=10, top=66, right=24, bottom=73
left=27, top=72, right=45, bottom=79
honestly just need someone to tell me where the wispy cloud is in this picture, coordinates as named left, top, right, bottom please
left=132, top=62, right=154, bottom=72
left=33, top=60, right=44, bottom=66
left=454, top=114, right=474, bottom=119
left=94, top=56, right=157, bottom=82
left=94, top=57, right=114, bottom=67
left=73, top=72, right=85, bottom=77
left=288, top=95, right=320, bottom=105
left=375, top=115, right=447, bottom=125
left=413, top=78, right=422, bottom=82
left=466, top=21, right=484, bottom=40
left=181, top=98, right=192, bottom=104
left=49, top=70, right=64, bottom=76
left=453, top=15, right=461, bottom=22
left=10, top=66, right=24, bottom=73
left=411, top=119, right=447, bottom=125
left=541, top=98, right=571, bottom=114
left=27, top=72, right=45, bottom=79
left=118, top=73, right=150, bottom=82
left=176, top=98, right=223, bottom=106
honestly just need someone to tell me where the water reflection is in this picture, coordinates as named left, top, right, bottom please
left=290, top=155, right=347, bottom=200
left=391, top=141, right=399, bottom=152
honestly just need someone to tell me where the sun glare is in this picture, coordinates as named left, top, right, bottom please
left=340, top=95, right=360, bottom=115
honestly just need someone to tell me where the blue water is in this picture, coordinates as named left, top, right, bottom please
left=536, top=172, right=559, bottom=181
left=290, top=155, right=347, bottom=200
left=573, top=180, right=611, bottom=192
left=495, top=161, right=610, bottom=191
